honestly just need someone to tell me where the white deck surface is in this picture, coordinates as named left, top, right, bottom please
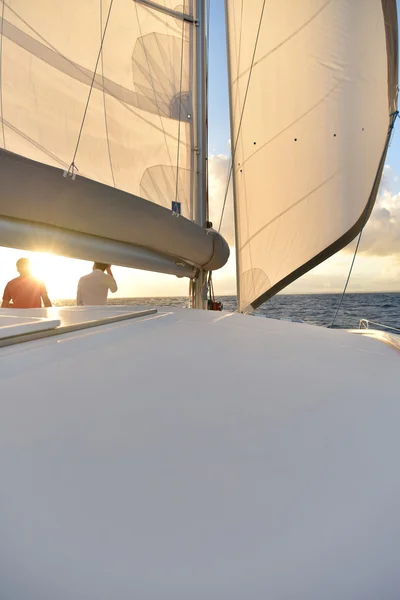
left=0, top=313, right=60, bottom=339
left=0, top=306, right=399, bottom=599
left=1, top=304, right=143, bottom=327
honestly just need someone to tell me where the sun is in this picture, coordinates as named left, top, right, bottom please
left=30, top=252, right=58, bottom=281
left=0, top=246, right=195, bottom=301
left=28, top=252, right=91, bottom=300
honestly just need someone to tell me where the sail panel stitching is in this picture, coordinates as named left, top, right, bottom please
left=133, top=1, right=182, bottom=212
left=68, top=0, right=114, bottom=174
left=218, top=0, right=266, bottom=233
left=100, top=0, right=116, bottom=187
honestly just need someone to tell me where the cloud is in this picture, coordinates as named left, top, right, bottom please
left=344, top=165, right=400, bottom=257
left=207, top=158, right=400, bottom=260
left=201, top=157, right=400, bottom=295
left=286, top=252, right=400, bottom=294
left=208, top=154, right=235, bottom=245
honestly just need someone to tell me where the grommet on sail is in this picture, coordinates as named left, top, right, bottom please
left=225, top=0, right=398, bottom=312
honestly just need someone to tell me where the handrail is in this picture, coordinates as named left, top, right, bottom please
left=359, top=319, right=400, bottom=334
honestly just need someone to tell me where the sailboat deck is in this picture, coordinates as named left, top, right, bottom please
left=0, top=306, right=399, bottom=598
left=0, top=306, right=157, bottom=346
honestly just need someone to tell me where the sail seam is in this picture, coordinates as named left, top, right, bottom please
left=174, top=14, right=186, bottom=212
left=218, top=0, right=266, bottom=233
left=239, top=171, right=339, bottom=252
left=236, top=72, right=347, bottom=173
left=0, top=0, right=6, bottom=149
left=69, top=0, right=114, bottom=173
left=2, top=15, right=167, bottom=119
left=100, top=0, right=116, bottom=188
left=232, top=0, right=244, bottom=118
left=133, top=2, right=185, bottom=213
left=3, top=3, right=193, bottom=126
left=133, top=13, right=173, bottom=160
left=0, top=9, right=191, bottom=139
left=219, top=0, right=243, bottom=235
left=1, top=117, right=69, bottom=167
left=117, top=97, right=190, bottom=146
left=231, top=0, right=333, bottom=86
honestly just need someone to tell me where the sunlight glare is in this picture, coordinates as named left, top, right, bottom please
left=28, top=252, right=91, bottom=300
left=30, top=252, right=58, bottom=281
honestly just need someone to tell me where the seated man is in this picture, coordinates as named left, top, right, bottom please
left=1, top=258, right=52, bottom=308
left=76, top=262, right=118, bottom=306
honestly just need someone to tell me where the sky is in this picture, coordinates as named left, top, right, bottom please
left=1, top=1, right=400, bottom=301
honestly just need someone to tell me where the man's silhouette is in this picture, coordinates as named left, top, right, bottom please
left=1, top=258, right=52, bottom=308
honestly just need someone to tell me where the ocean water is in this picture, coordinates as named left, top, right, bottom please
left=54, top=292, right=400, bottom=332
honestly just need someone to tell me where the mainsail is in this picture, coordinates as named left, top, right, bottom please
left=0, top=0, right=229, bottom=275
left=225, top=0, right=398, bottom=312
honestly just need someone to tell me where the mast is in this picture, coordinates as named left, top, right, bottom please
left=192, top=0, right=208, bottom=309
left=224, top=0, right=241, bottom=312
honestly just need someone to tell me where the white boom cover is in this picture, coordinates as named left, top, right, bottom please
left=0, top=0, right=194, bottom=217
left=226, top=0, right=398, bottom=311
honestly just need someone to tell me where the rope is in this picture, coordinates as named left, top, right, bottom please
left=100, top=0, right=116, bottom=187
left=0, top=0, right=6, bottom=149
left=174, top=13, right=186, bottom=212
left=188, top=278, right=195, bottom=308
left=68, top=0, right=114, bottom=174
left=205, top=0, right=211, bottom=221
left=329, top=110, right=399, bottom=328
left=218, top=0, right=266, bottom=232
left=207, top=271, right=215, bottom=302
left=218, top=0, right=242, bottom=231
left=359, top=319, right=400, bottom=334
left=133, top=1, right=180, bottom=212
left=206, top=0, right=211, bottom=59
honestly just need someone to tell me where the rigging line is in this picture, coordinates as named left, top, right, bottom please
left=136, top=32, right=180, bottom=103
left=0, top=0, right=6, bottom=149
left=174, top=13, right=186, bottom=210
left=205, top=0, right=211, bottom=220
left=69, top=0, right=114, bottom=171
left=218, top=0, right=242, bottom=232
left=133, top=3, right=187, bottom=214
left=100, top=0, right=116, bottom=187
left=114, top=95, right=190, bottom=145
left=206, top=0, right=211, bottom=62
left=3, top=3, right=96, bottom=86
left=132, top=3, right=177, bottom=144
left=4, top=4, right=170, bottom=118
left=329, top=110, right=399, bottom=329
left=232, top=0, right=244, bottom=123
left=0, top=117, right=69, bottom=167
left=359, top=319, right=400, bottom=334
left=218, top=0, right=266, bottom=233
left=3, top=4, right=190, bottom=147
left=232, top=0, right=333, bottom=86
